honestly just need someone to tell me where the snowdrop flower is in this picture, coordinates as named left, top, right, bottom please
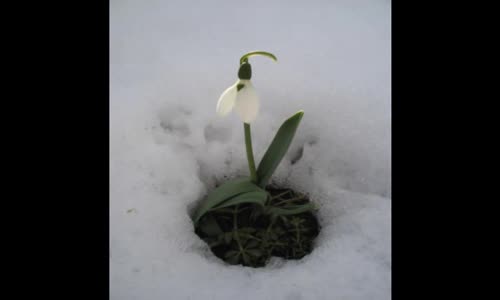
left=216, top=62, right=259, bottom=123
left=214, top=51, right=278, bottom=184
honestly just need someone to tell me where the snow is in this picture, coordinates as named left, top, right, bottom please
left=110, top=0, right=391, bottom=299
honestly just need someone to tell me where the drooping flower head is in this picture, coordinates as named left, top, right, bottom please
left=216, top=51, right=277, bottom=123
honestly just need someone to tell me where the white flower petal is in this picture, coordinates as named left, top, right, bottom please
left=234, top=81, right=259, bottom=123
left=216, top=82, right=238, bottom=116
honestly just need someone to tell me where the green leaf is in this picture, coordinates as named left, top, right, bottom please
left=256, top=111, right=304, bottom=188
left=266, top=203, right=315, bottom=216
left=246, top=239, right=259, bottom=249
left=192, top=177, right=263, bottom=224
left=246, top=249, right=263, bottom=257
left=224, top=250, right=239, bottom=258
left=226, top=253, right=240, bottom=264
left=211, top=191, right=268, bottom=210
left=198, top=214, right=223, bottom=236
left=208, top=240, right=223, bottom=248
left=269, top=231, right=278, bottom=240
left=224, top=232, right=233, bottom=244
left=241, top=252, right=250, bottom=265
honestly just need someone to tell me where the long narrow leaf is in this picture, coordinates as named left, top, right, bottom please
left=266, top=203, right=315, bottom=216
left=211, top=190, right=269, bottom=210
left=192, top=177, right=263, bottom=224
left=256, top=111, right=304, bottom=187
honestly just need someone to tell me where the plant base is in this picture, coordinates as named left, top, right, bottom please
left=195, top=186, right=320, bottom=268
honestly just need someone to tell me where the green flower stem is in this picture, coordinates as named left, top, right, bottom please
left=239, top=51, right=277, bottom=184
left=244, top=123, right=258, bottom=183
left=273, top=195, right=305, bottom=206
left=240, top=51, right=278, bottom=65
left=233, top=206, right=245, bottom=255
left=270, top=190, right=291, bottom=200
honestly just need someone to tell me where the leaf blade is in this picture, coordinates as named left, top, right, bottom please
left=266, top=203, right=316, bottom=216
left=211, top=190, right=268, bottom=210
left=198, top=214, right=223, bottom=236
left=256, top=111, right=304, bottom=187
left=192, top=177, right=263, bottom=224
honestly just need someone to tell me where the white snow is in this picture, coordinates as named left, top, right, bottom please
left=110, top=0, right=391, bottom=299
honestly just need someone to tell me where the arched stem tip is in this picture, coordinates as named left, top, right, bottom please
left=240, top=51, right=278, bottom=65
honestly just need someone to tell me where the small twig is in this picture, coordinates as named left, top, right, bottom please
left=273, top=195, right=306, bottom=206
left=270, top=190, right=291, bottom=200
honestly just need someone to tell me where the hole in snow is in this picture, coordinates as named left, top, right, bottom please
left=192, top=182, right=321, bottom=268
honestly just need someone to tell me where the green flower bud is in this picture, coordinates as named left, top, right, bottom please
left=238, top=62, right=252, bottom=80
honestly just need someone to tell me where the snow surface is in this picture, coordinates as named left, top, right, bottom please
left=110, top=0, right=391, bottom=299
